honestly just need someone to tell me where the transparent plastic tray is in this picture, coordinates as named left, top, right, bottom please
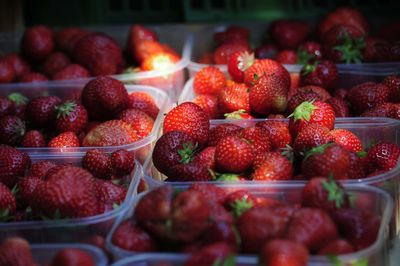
left=0, top=24, right=191, bottom=100
left=0, top=82, right=168, bottom=161
left=0, top=156, right=142, bottom=243
left=106, top=183, right=393, bottom=266
left=32, top=243, right=108, bottom=266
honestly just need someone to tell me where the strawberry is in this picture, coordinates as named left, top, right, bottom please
left=168, top=157, right=211, bottom=182
left=201, top=221, right=238, bottom=250
left=296, top=85, right=331, bottom=102
left=184, top=242, right=234, bottom=266
left=298, top=41, right=323, bottom=63
left=195, top=146, right=216, bottom=171
left=249, top=73, right=289, bottom=116
left=3, top=53, right=31, bottom=79
left=54, top=100, right=88, bottom=134
left=302, top=143, right=351, bottom=180
left=240, top=126, right=271, bottom=155
left=213, top=41, right=251, bottom=65
left=260, top=239, right=309, bottom=266
left=214, top=135, right=253, bottom=173
left=26, top=96, right=61, bottom=126
left=286, top=91, right=322, bottom=115
left=0, top=237, right=35, bottom=266
left=111, top=220, right=157, bottom=252
left=224, top=110, right=254, bottom=120
left=275, top=50, right=298, bottom=64
left=214, top=26, right=249, bottom=45
left=0, top=145, right=30, bottom=187
left=0, top=59, right=15, bottom=83
left=383, top=75, right=400, bottom=103
left=126, top=24, right=158, bottom=57
left=0, top=115, right=26, bottom=146
left=17, top=175, right=43, bottom=209
left=83, top=120, right=138, bottom=147
left=39, top=51, right=70, bottom=77
left=217, top=82, right=250, bottom=115
left=348, top=151, right=367, bottom=179
left=269, top=20, right=311, bottom=50
left=362, top=37, right=387, bottom=62
left=29, top=160, right=56, bottom=179
left=19, top=72, right=48, bottom=83
left=21, top=25, right=54, bottom=62
left=252, top=151, right=293, bottom=181
left=193, top=66, right=226, bottom=96
left=82, top=149, right=112, bottom=178
left=128, top=91, right=159, bottom=119
left=163, top=102, right=209, bottom=147
left=192, top=94, right=219, bottom=119
left=244, top=59, right=290, bottom=88
left=0, top=97, right=15, bottom=117
left=118, top=108, right=154, bottom=138
left=55, top=27, right=89, bottom=55
left=52, top=64, right=90, bottom=81
left=293, top=124, right=333, bottom=154
left=48, top=131, right=80, bottom=148
left=132, top=40, right=165, bottom=64
left=207, top=123, right=242, bottom=147
left=110, top=149, right=135, bottom=176
left=286, top=208, right=338, bottom=252
left=329, top=129, right=363, bottom=152
left=50, top=248, right=95, bottom=266
left=299, top=60, right=338, bottom=91
left=21, top=130, right=46, bottom=147
left=318, top=239, right=354, bottom=255
left=256, top=120, right=292, bottom=150
left=94, top=179, right=127, bottom=206
left=82, top=76, right=129, bottom=121
left=188, top=183, right=226, bottom=205
left=347, top=82, right=391, bottom=114
left=0, top=183, right=16, bottom=221
left=238, top=205, right=296, bottom=253
left=73, top=33, right=123, bottom=75
left=140, top=51, right=180, bottom=71
left=224, top=189, right=256, bottom=217
left=254, top=43, right=278, bottom=59
left=366, top=142, right=400, bottom=172
left=227, top=51, right=254, bottom=83
left=360, top=102, right=393, bottom=118
left=326, top=97, right=350, bottom=117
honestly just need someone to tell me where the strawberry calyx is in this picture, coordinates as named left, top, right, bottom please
left=224, top=109, right=249, bottom=120
left=212, top=254, right=236, bottom=266
left=8, top=93, right=28, bottom=106
left=231, top=198, right=254, bottom=218
left=10, top=118, right=26, bottom=143
left=356, top=150, right=368, bottom=158
left=0, top=209, right=12, bottom=222
left=237, top=51, right=255, bottom=72
left=301, top=61, right=318, bottom=76
left=215, top=173, right=242, bottom=182
left=304, top=142, right=335, bottom=161
left=288, top=100, right=317, bottom=122
left=321, top=174, right=346, bottom=208
left=333, top=31, right=365, bottom=64
left=281, top=144, right=295, bottom=163
left=178, top=142, right=198, bottom=164
left=55, top=101, right=77, bottom=119
left=297, top=49, right=315, bottom=65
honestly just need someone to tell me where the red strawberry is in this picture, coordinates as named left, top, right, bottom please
left=252, top=152, right=293, bottom=181
left=217, top=82, right=250, bottom=115
left=254, top=43, right=278, bottom=59
left=54, top=101, right=88, bottom=134
left=383, top=75, right=400, bottom=103
left=224, top=189, right=256, bottom=217
left=201, top=221, right=238, bottom=250
left=140, top=52, right=180, bottom=71
left=297, top=85, right=331, bottom=102
left=326, top=97, right=350, bottom=117
left=184, top=242, right=234, bottom=266
left=55, top=27, right=89, bottom=55
left=286, top=91, right=322, bottom=115
left=0, top=59, right=15, bottom=83
left=82, top=149, right=112, bottom=178
left=29, top=160, right=56, bottom=178
left=348, top=151, right=367, bottom=179
left=244, top=59, right=290, bottom=88
left=300, top=60, right=338, bottom=91
left=128, top=91, right=159, bottom=120
left=192, top=94, right=219, bottom=119
left=21, top=25, right=54, bottom=62
left=118, top=108, right=154, bottom=138
left=50, top=248, right=95, bottom=266
left=302, top=143, right=352, bottom=180
left=0, top=97, right=15, bottom=117
left=82, top=76, right=129, bottom=121
left=318, top=239, right=355, bottom=255
left=17, top=176, right=43, bottom=208
left=240, top=126, right=271, bottom=155
left=360, top=102, right=393, bottom=118
left=260, top=239, right=309, bottom=266
left=39, top=52, right=70, bottom=77
left=188, top=183, right=226, bottom=205
left=132, top=40, right=165, bottom=64
left=110, top=149, right=135, bottom=176
left=126, top=24, right=158, bottom=57
left=214, top=26, right=249, bottom=45
left=0, top=183, right=16, bottom=221
left=111, top=220, right=157, bottom=252
left=213, top=41, right=251, bottom=65
left=286, top=208, right=338, bottom=252
left=52, top=64, right=90, bottom=81
left=21, top=130, right=46, bottom=147
left=73, top=33, right=123, bottom=75
left=214, top=135, right=253, bottom=173
left=293, top=124, right=333, bottom=153
left=224, top=109, right=254, bottom=120
left=3, top=53, right=31, bottom=79
left=275, top=50, right=298, bottom=64
left=48, top=131, right=80, bottom=148
left=94, top=179, right=127, bottom=206
left=193, top=66, right=226, bottom=96
left=82, top=120, right=138, bottom=147
left=298, top=41, right=323, bottom=63
left=0, top=237, right=35, bottom=266
left=194, top=146, right=216, bottom=171
left=0, top=115, right=26, bottom=146
left=269, top=20, right=311, bottom=50
left=366, top=142, right=400, bottom=172
left=26, top=96, right=61, bottom=126
left=163, top=102, right=210, bottom=147
left=227, top=51, right=254, bottom=83
left=168, top=157, right=211, bottom=182
left=207, top=123, right=242, bottom=146
left=346, top=82, right=391, bottom=114
left=256, top=120, right=292, bottom=150
left=0, top=145, right=30, bottom=187
left=19, top=72, right=48, bottom=83
left=329, top=129, right=363, bottom=152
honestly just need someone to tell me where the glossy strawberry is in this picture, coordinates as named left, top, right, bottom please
left=19, top=72, right=48, bottom=83
left=21, top=25, right=54, bottom=62
left=3, top=53, right=31, bottom=79
left=21, top=130, right=46, bottom=147
left=215, top=135, right=253, bottom=173
left=111, top=149, right=135, bottom=176
left=0, top=59, right=15, bottom=83
left=118, top=108, right=154, bottom=138
left=318, top=239, right=355, bottom=255
left=228, top=51, right=254, bottom=83
left=300, top=60, right=338, bottom=91
left=207, top=123, right=242, bottom=146
left=50, top=248, right=95, bottom=266
left=0, top=183, right=16, bottom=221
left=329, top=129, right=363, bottom=152
left=347, top=82, right=391, bottom=114
left=260, top=239, right=309, bottom=266
left=82, top=149, right=112, bottom=178
left=256, top=120, right=292, bottom=150
left=0, top=115, right=25, bottom=146
left=193, top=66, right=226, bottom=96
left=0, top=237, right=35, bottom=266
left=128, top=91, right=159, bottom=119
left=244, top=59, right=290, bottom=88
left=184, top=242, right=234, bottom=266
left=214, top=41, right=251, bottom=65
left=241, top=126, right=271, bottom=155
left=54, top=101, right=88, bottom=134
left=286, top=91, right=322, bottom=115
left=17, top=176, right=43, bottom=208
left=26, top=96, right=61, bottom=126
left=217, top=82, right=250, bottom=115
left=48, top=131, right=80, bottom=148
left=94, top=179, right=127, bottom=206
left=293, top=124, right=333, bottom=153
left=192, top=94, right=219, bottom=119
left=52, top=64, right=90, bottom=81
left=111, top=220, right=157, bottom=252
left=252, top=152, right=293, bottom=181
left=0, top=145, right=30, bottom=187
left=366, top=142, right=400, bottom=172
left=269, top=20, right=311, bottom=50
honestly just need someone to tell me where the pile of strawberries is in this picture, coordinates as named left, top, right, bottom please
left=0, top=145, right=135, bottom=222
left=111, top=180, right=381, bottom=266
left=0, top=237, right=96, bottom=266
left=0, top=24, right=180, bottom=84
left=0, top=76, right=159, bottom=148
left=198, top=7, right=400, bottom=65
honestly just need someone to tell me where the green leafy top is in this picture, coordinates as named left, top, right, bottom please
left=8, top=93, right=28, bottom=106
left=304, top=143, right=335, bottom=161
left=178, top=142, right=198, bottom=164
left=301, top=61, right=318, bottom=76
left=230, top=198, right=254, bottom=217
left=55, top=101, right=77, bottom=118
left=333, top=30, right=365, bottom=64
left=288, top=100, right=317, bottom=122
left=321, top=174, right=346, bottom=208
left=224, top=109, right=248, bottom=120
left=212, top=254, right=236, bottom=266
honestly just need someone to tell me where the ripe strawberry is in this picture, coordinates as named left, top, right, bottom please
left=20, top=25, right=54, bottom=62
left=50, top=248, right=95, bottom=266
left=163, top=102, right=209, bottom=147
left=300, top=60, right=338, bottom=91
left=0, top=97, right=15, bottom=117
left=275, top=50, right=298, bottom=64
left=240, top=126, right=271, bottom=155
left=52, top=64, right=90, bottom=81
left=360, top=102, right=392, bottom=118
left=118, top=108, right=154, bottom=138
left=329, top=129, right=363, bottom=152
left=73, top=33, right=123, bottom=75
left=286, top=91, right=322, bottom=115
left=286, top=208, right=338, bottom=252
left=126, top=24, right=158, bottom=57
left=184, top=242, right=234, bottom=266
left=110, top=149, right=135, bottom=176
left=269, top=20, right=311, bottom=50
left=244, top=59, right=290, bottom=88
left=201, top=221, right=238, bottom=250
left=54, top=101, right=88, bottom=134
left=194, top=146, right=216, bottom=171
left=19, top=72, right=48, bottom=83
left=297, top=85, right=331, bottom=102
left=0, top=182, right=16, bottom=221
left=128, top=91, right=159, bottom=120
left=256, top=120, right=292, bottom=150
left=302, top=143, right=352, bottom=180
left=224, top=189, right=256, bottom=217
left=29, top=160, right=56, bottom=178
left=326, top=97, right=350, bottom=117
left=227, top=51, right=254, bottom=83
left=254, top=43, right=278, bottom=59
left=0, top=59, right=15, bottom=83
left=17, top=176, right=43, bottom=208
left=188, top=183, right=226, bottom=205
left=83, top=120, right=138, bottom=147
left=132, top=40, right=165, bottom=64
left=214, top=26, right=249, bottom=45
left=293, top=124, right=333, bottom=153
left=26, top=96, right=61, bottom=126
left=383, top=75, right=400, bottom=103
left=260, top=239, right=309, bottom=266
left=217, top=82, right=250, bottom=115
left=94, top=179, right=127, bottom=206
left=318, top=239, right=355, bottom=255
left=168, top=157, right=211, bottom=182
left=0, top=145, right=30, bottom=187
left=215, top=135, right=253, bottom=173
left=140, top=52, right=180, bottom=71
left=55, top=27, right=89, bottom=55
left=21, top=130, right=46, bottom=147
left=348, top=151, right=367, bottom=179
left=298, top=41, right=323, bottom=63
left=0, top=237, right=35, bottom=266
left=192, top=94, right=219, bottom=119
left=39, top=52, right=70, bottom=77
left=207, top=123, right=242, bottom=146
left=82, top=149, right=112, bottom=178
left=0, top=115, right=26, bottom=146
left=346, top=82, right=391, bottom=114
left=193, top=66, right=226, bottom=96
left=3, top=53, right=31, bottom=79
left=213, top=41, right=251, bottom=65
left=82, top=76, right=129, bottom=121
left=48, top=131, right=80, bottom=148
left=362, top=37, right=387, bottom=62
left=252, top=152, right=293, bottom=181
left=366, top=142, right=400, bottom=172
left=111, top=220, right=157, bottom=252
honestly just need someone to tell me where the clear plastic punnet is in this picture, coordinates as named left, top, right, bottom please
left=106, top=183, right=393, bottom=266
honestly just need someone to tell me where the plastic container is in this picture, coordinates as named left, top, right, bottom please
left=106, top=183, right=393, bottom=266
left=0, top=82, right=168, bottom=160
left=0, top=25, right=191, bottom=100
left=0, top=155, right=142, bottom=243
left=31, top=243, right=108, bottom=266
